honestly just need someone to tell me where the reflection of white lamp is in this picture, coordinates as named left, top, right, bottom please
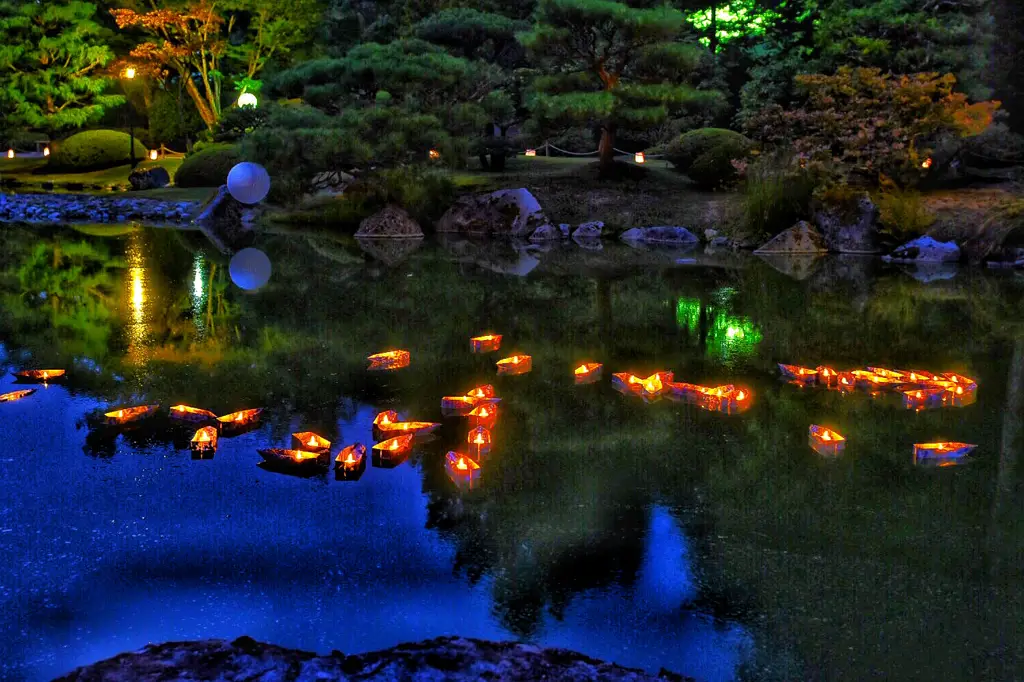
left=237, top=92, right=258, bottom=108
left=229, top=248, right=272, bottom=291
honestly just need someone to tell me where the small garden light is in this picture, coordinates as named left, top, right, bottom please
left=237, top=92, right=257, bottom=108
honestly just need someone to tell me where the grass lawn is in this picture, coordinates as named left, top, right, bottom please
left=0, top=156, right=185, bottom=190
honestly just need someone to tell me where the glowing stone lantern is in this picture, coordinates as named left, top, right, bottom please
left=335, top=443, right=367, bottom=479
left=43, top=147, right=50, bottom=157
left=372, top=434, right=414, bottom=466
left=902, top=387, right=945, bottom=411
left=190, top=426, right=218, bottom=458
left=525, top=149, right=537, bottom=157
left=445, top=451, right=481, bottom=490
left=170, top=404, right=218, bottom=424
left=468, top=403, right=498, bottom=429
left=291, top=432, right=331, bottom=454
left=634, top=151, right=646, bottom=164
left=103, top=404, right=159, bottom=426
left=258, top=448, right=329, bottom=472
left=808, top=425, right=846, bottom=457
left=467, top=426, right=492, bottom=460
left=913, top=442, right=977, bottom=467
left=428, top=149, right=441, bottom=160
left=217, top=408, right=264, bottom=432
left=778, top=363, right=818, bottom=385
left=470, top=334, right=502, bottom=353
left=441, top=395, right=478, bottom=416
left=496, top=354, right=532, bottom=376
left=6, top=149, right=13, bottom=159
left=14, top=369, right=66, bottom=383
left=574, top=362, right=603, bottom=385
left=149, top=149, right=158, bottom=161
left=227, top=162, right=271, bottom=205
left=0, top=389, right=36, bottom=403
left=367, top=350, right=410, bottom=371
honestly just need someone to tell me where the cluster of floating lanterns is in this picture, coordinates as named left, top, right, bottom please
left=783, top=363, right=979, bottom=466
left=0, top=369, right=67, bottom=403
left=610, top=370, right=753, bottom=414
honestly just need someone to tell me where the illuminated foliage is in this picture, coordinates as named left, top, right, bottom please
left=683, top=0, right=779, bottom=53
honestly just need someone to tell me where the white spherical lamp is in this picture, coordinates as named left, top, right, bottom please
left=226, top=162, right=271, bottom=205
left=229, top=248, right=272, bottom=291
left=237, top=92, right=258, bottom=108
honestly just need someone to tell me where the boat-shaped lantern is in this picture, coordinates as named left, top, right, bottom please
left=815, top=367, right=838, bottom=388
left=849, top=369, right=900, bottom=391
left=665, top=381, right=706, bottom=403
left=291, top=432, right=331, bottom=454
left=941, top=382, right=977, bottom=408
left=866, top=367, right=906, bottom=381
left=190, top=426, right=218, bottom=458
left=808, top=425, right=846, bottom=457
left=372, top=434, right=414, bottom=464
left=701, top=385, right=753, bottom=414
left=467, top=426, right=492, bottom=460
left=640, top=373, right=668, bottom=402
left=170, top=404, right=218, bottom=424
left=367, top=350, right=410, bottom=371
left=913, top=442, right=977, bottom=467
left=0, top=389, right=36, bottom=403
left=445, top=451, right=481, bottom=490
left=374, top=413, right=441, bottom=439
left=902, top=387, right=945, bottom=411
left=13, top=369, right=65, bottom=383
left=612, top=372, right=643, bottom=395
left=335, top=443, right=367, bottom=479
left=470, top=334, right=502, bottom=353
left=468, top=403, right=498, bottom=429
left=942, top=372, right=978, bottom=393
left=258, top=448, right=330, bottom=472
left=779, top=364, right=817, bottom=384
left=104, top=404, right=159, bottom=426
left=574, top=362, right=603, bottom=385
left=836, top=372, right=856, bottom=392
left=496, top=354, right=532, bottom=376
left=217, top=408, right=264, bottom=431
left=441, top=395, right=478, bottom=416
left=465, top=384, right=497, bottom=401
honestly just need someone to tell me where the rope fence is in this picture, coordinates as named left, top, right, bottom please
left=521, top=142, right=665, bottom=159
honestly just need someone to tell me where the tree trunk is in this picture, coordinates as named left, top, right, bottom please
left=709, top=2, right=719, bottom=54
left=598, top=124, right=616, bottom=177
left=183, top=77, right=218, bottom=130
left=987, top=338, right=1024, bottom=578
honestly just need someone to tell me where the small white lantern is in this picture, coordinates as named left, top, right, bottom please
left=6, top=149, right=13, bottom=159
left=525, top=149, right=537, bottom=157
left=237, top=92, right=258, bottom=108
left=229, top=248, right=272, bottom=291
left=634, top=151, right=646, bottom=164
left=149, top=149, right=158, bottom=161
left=43, top=147, right=50, bottom=157
left=226, top=162, right=271, bottom=205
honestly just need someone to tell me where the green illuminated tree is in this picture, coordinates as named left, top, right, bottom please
left=520, top=0, right=709, bottom=177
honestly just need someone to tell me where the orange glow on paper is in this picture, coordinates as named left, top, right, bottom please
left=0, top=389, right=35, bottom=402
left=809, top=424, right=846, bottom=456
left=104, top=404, right=159, bottom=425
left=470, top=335, right=503, bottom=353
left=169, top=404, right=218, bottom=422
left=335, top=443, right=367, bottom=470
left=291, top=431, right=331, bottom=452
left=525, top=149, right=537, bottom=157
left=190, top=426, right=218, bottom=453
left=217, top=408, right=263, bottom=427
left=921, top=157, right=933, bottom=169
left=466, top=384, right=496, bottom=400
left=367, top=350, right=410, bottom=371
left=15, top=369, right=66, bottom=382
left=496, top=354, right=533, bottom=375
left=634, top=151, right=646, bottom=164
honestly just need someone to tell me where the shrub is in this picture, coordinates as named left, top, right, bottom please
left=48, top=130, right=149, bottom=171
left=173, top=144, right=242, bottom=187
left=742, top=155, right=818, bottom=237
left=875, top=176, right=935, bottom=240
left=148, top=89, right=204, bottom=147
left=665, top=128, right=753, bottom=189
left=213, top=105, right=269, bottom=143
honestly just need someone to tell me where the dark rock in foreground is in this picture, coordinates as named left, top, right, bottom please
left=0, top=192, right=196, bottom=225
left=54, top=636, right=692, bottom=682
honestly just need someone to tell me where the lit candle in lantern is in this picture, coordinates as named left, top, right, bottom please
left=335, top=443, right=367, bottom=479
left=465, top=384, right=497, bottom=401
left=634, top=151, right=646, bottom=164
left=779, top=363, right=818, bottom=385
left=43, top=147, right=50, bottom=157
left=921, top=157, right=933, bottom=169
left=445, top=451, right=481, bottom=490
left=103, top=404, right=159, bottom=426
left=815, top=366, right=838, bottom=388
left=217, top=408, right=263, bottom=431
left=470, top=334, right=502, bottom=353
left=574, top=362, right=603, bottom=385
left=496, top=354, right=532, bottom=376
left=291, top=431, right=331, bottom=453
left=14, top=369, right=66, bottom=383
left=149, top=149, right=158, bottom=161
left=367, top=350, right=410, bottom=371
left=525, top=149, right=537, bottom=157
left=428, top=149, right=440, bottom=160
left=913, top=442, right=976, bottom=467
left=468, top=404, right=498, bottom=429
left=372, top=434, right=414, bottom=465
left=941, top=383, right=977, bottom=408
left=0, top=389, right=36, bottom=402
left=808, top=425, right=846, bottom=457
left=190, top=426, right=218, bottom=458
left=6, top=149, right=13, bottom=159
left=467, top=426, right=492, bottom=460
left=169, top=404, right=218, bottom=423
left=902, top=387, right=945, bottom=411
left=442, top=395, right=478, bottom=415
left=640, top=373, right=664, bottom=402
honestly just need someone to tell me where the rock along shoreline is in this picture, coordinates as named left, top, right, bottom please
left=0, top=192, right=198, bottom=226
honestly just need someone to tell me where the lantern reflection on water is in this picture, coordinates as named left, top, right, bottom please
left=913, top=442, right=977, bottom=467
left=0, top=389, right=36, bottom=402
left=367, top=350, right=410, bottom=371
left=104, top=404, right=159, bottom=426
left=335, top=443, right=367, bottom=479
left=902, top=387, right=945, bottom=411
left=778, top=364, right=818, bottom=384
left=467, top=426, right=492, bottom=459
left=574, top=362, right=603, bottom=385
left=170, top=404, right=218, bottom=423
left=808, top=425, right=846, bottom=457
left=496, top=354, right=532, bottom=376
left=291, top=432, right=331, bottom=453
left=372, top=434, right=414, bottom=466
left=14, top=369, right=66, bottom=383
left=445, top=451, right=481, bottom=490
left=470, top=334, right=502, bottom=353
left=190, top=426, right=218, bottom=458
left=468, top=404, right=498, bottom=429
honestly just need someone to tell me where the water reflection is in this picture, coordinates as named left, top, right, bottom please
left=125, top=232, right=150, bottom=365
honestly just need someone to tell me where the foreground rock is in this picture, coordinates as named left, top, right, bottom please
left=196, top=185, right=260, bottom=252
left=355, top=205, right=423, bottom=238
left=55, top=636, right=692, bottom=682
left=882, top=235, right=961, bottom=264
left=620, top=226, right=699, bottom=247
left=753, top=221, right=828, bottom=254
left=0, top=192, right=196, bottom=225
left=129, top=166, right=171, bottom=191
left=813, top=194, right=881, bottom=253
left=437, top=188, right=553, bottom=237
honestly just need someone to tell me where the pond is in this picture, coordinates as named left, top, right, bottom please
left=0, top=225, right=1022, bottom=681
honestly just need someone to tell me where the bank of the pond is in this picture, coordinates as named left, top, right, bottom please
left=55, top=636, right=693, bottom=681
left=0, top=191, right=200, bottom=225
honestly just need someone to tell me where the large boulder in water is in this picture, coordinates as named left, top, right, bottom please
left=355, top=205, right=423, bottom=238
left=128, top=166, right=170, bottom=191
left=753, top=221, right=828, bottom=254
left=813, top=194, right=881, bottom=253
left=882, top=235, right=961, bottom=263
left=573, top=221, right=604, bottom=240
left=437, top=188, right=552, bottom=237
left=620, top=226, right=698, bottom=246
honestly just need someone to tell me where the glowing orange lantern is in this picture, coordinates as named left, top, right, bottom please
left=640, top=373, right=665, bottom=402
left=190, top=426, right=218, bottom=458
left=465, top=384, right=497, bottom=401
left=43, top=147, right=50, bottom=157
left=809, top=425, right=846, bottom=457
left=866, top=367, right=906, bottom=381
left=665, top=380, right=705, bottom=402
left=377, top=419, right=441, bottom=439
left=634, top=151, right=646, bottom=164
left=849, top=370, right=899, bottom=391
left=14, top=369, right=66, bottom=383
left=104, top=404, right=159, bottom=426
left=902, top=387, right=945, bottom=411
left=525, top=149, right=537, bottom=157
left=372, top=434, right=414, bottom=464
left=470, top=334, right=502, bottom=353
left=612, top=372, right=643, bottom=395
left=815, top=367, right=838, bottom=388
left=921, top=157, right=933, bottom=169
left=700, top=385, right=753, bottom=414
left=913, top=442, right=976, bottom=467
left=428, top=149, right=440, bottom=160
left=942, top=372, right=977, bottom=392
left=574, top=362, right=603, bottom=385
left=149, top=149, right=158, bottom=161
left=258, top=448, right=329, bottom=472
left=291, top=431, right=331, bottom=453
left=778, top=364, right=818, bottom=384
left=170, top=404, right=218, bottom=424
left=445, top=451, right=481, bottom=490
left=441, top=395, right=478, bottom=415
left=373, top=410, right=398, bottom=429
left=467, top=426, right=492, bottom=460
left=941, top=383, right=977, bottom=408
left=905, top=370, right=944, bottom=385
left=367, top=350, right=410, bottom=371
left=496, top=354, right=532, bottom=376
left=0, top=389, right=36, bottom=402
left=335, top=443, right=367, bottom=479
left=468, top=403, right=498, bottom=429
left=6, top=149, right=13, bottom=159
left=836, top=372, right=856, bottom=392
left=217, top=408, right=263, bottom=431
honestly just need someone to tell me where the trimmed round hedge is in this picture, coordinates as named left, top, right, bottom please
left=48, top=130, right=149, bottom=172
left=665, top=128, right=753, bottom=189
left=174, top=144, right=243, bottom=188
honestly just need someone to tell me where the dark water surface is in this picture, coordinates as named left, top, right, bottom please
left=0, top=225, right=1021, bottom=681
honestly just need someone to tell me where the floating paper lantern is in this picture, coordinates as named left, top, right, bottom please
left=372, top=434, right=414, bottom=464
left=778, top=364, right=818, bottom=384
left=465, top=384, right=497, bottom=401
left=634, top=151, right=646, bottom=164
left=441, top=395, right=478, bottom=415
left=574, top=362, right=603, bottom=385
left=525, top=149, right=537, bottom=157
left=467, top=426, right=492, bottom=460
left=104, top=405, right=159, bottom=426
left=913, top=442, right=976, bottom=467
left=335, top=443, right=367, bottom=479
left=496, top=354, right=532, bottom=376
left=258, top=448, right=329, bottom=472
left=149, top=149, right=158, bottom=161
left=700, top=385, right=753, bottom=414
left=217, top=408, right=263, bottom=430
left=367, top=350, right=410, bottom=371
left=373, top=410, right=398, bottom=429
left=816, top=367, right=838, bottom=388
left=640, top=374, right=665, bottom=402
left=227, top=162, right=271, bottom=205
left=229, top=248, right=272, bottom=291
left=866, top=367, right=906, bottom=381
left=470, top=334, right=502, bottom=353
left=941, top=383, right=977, bottom=408
left=0, top=389, right=36, bottom=403
left=291, top=431, right=331, bottom=454
left=376, top=418, right=441, bottom=438
left=808, top=425, right=846, bottom=457
left=190, top=426, right=218, bottom=458
left=468, top=404, right=498, bottom=429
left=14, top=369, right=66, bottom=383
left=445, top=451, right=480, bottom=490
left=902, top=388, right=945, bottom=411
left=849, top=369, right=899, bottom=390
left=942, top=372, right=978, bottom=392
left=170, top=404, right=218, bottom=424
